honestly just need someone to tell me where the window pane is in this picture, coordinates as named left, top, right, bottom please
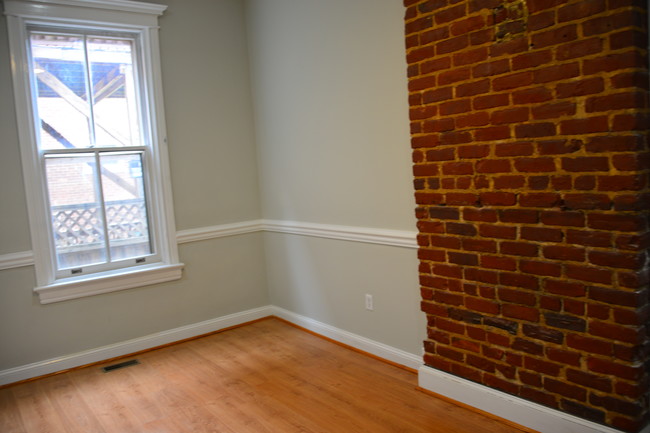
left=46, top=155, right=107, bottom=269
left=88, top=37, right=141, bottom=147
left=30, top=33, right=92, bottom=150
left=100, top=153, right=152, bottom=260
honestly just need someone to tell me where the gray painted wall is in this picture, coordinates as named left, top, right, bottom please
left=247, top=0, right=426, bottom=355
left=0, top=0, right=425, bottom=371
left=0, top=0, right=268, bottom=371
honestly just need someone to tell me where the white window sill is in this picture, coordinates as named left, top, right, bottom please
left=34, top=262, right=184, bottom=304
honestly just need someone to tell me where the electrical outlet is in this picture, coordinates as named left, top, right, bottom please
left=365, top=294, right=373, bottom=311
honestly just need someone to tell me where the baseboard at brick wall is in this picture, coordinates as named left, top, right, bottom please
left=0, top=306, right=274, bottom=386
left=270, top=306, right=424, bottom=371
left=419, top=365, right=649, bottom=433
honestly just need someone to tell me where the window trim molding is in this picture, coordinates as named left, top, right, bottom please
left=5, top=0, right=183, bottom=303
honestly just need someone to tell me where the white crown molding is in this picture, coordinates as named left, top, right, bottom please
left=1, top=219, right=417, bottom=271
left=419, top=365, right=643, bottom=433
left=0, top=305, right=274, bottom=386
left=270, top=306, right=423, bottom=371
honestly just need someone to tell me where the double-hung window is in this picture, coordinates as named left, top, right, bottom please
left=5, top=0, right=183, bottom=303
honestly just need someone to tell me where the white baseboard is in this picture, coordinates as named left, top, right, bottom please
left=0, top=305, right=273, bottom=386
left=419, top=365, right=646, bottom=433
left=270, top=306, right=423, bottom=371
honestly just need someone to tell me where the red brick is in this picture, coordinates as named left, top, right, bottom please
left=512, top=337, right=544, bottom=355
left=465, top=297, right=500, bottom=315
left=544, top=378, right=587, bottom=402
left=560, top=116, right=609, bottom=135
left=434, top=3, right=465, bottom=25
left=446, top=222, right=478, bottom=236
left=479, top=192, right=516, bottom=206
left=521, top=226, right=563, bottom=243
left=541, top=294, right=563, bottom=311
left=476, top=159, right=511, bottom=173
left=540, top=211, right=585, bottom=227
left=423, top=87, right=453, bottom=103
left=494, top=175, right=525, bottom=189
left=426, top=148, right=455, bottom=161
left=498, top=287, right=536, bottom=306
left=473, top=93, right=510, bottom=109
left=453, top=47, right=489, bottom=67
left=586, top=92, right=647, bottom=113
left=519, top=193, right=560, bottom=207
left=421, top=57, right=452, bottom=75
left=491, top=107, right=530, bottom=125
left=556, top=77, right=605, bottom=98
left=566, top=265, right=612, bottom=284
left=547, top=348, right=581, bottom=366
left=446, top=192, right=479, bottom=205
left=524, top=356, right=562, bottom=376
left=588, top=357, right=644, bottom=381
left=558, top=38, right=603, bottom=62
left=522, top=257, right=564, bottom=277
left=512, top=86, right=553, bottom=104
left=532, top=101, right=576, bottom=120
left=563, top=193, right=611, bottom=210
left=528, top=10, right=555, bottom=31
left=533, top=62, right=580, bottom=84
left=439, top=67, right=472, bottom=85
left=442, top=161, right=473, bottom=175
left=436, top=34, right=469, bottom=54
left=409, top=75, right=437, bottom=92
left=583, top=51, right=646, bottom=75
left=474, top=126, right=510, bottom=141
left=405, top=15, right=433, bottom=35
left=588, top=251, right=644, bottom=270
left=599, top=174, right=647, bottom=191
left=462, top=238, right=497, bottom=253
left=537, top=139, right=581, bottom=155
left=543, top=246, right=585, bottom=262
left=589, top=321, right=643, bottom=344
left=489, top=37, right=528, bottom=57
left=450, top=15, right=485, bottom=36
left=500, top=241, right=539, bottom=257
left=588, top=213, right=646, bottom=232
left=440, top=98, right=471, bottom=115
left=582, top=10, right=645, bottom=36
left=566, top=229, right=612, bottom=248
left=610, top=70, right=650, bottom=90
left=567, top=333, right=612, bottom=356
left=458, top=144, right=489, bottom=158
left=515, top=123, right=556, bottom=138
left=512, top=50, right=553, bottom=71
left=493, top=71, right=534, bottom=91
left=503, top=304, right=540, bottom=322
left=479, top=223, right=517, bottom=239
left=499, top=272, right=540, bottom=290
left=557, top=0, right=606, bottom=22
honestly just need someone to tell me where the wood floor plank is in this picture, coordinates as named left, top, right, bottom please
left=0, top=318, right=529, bottom=433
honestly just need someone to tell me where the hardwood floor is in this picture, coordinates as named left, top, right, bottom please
left=0, top=318, right=527, bottom=432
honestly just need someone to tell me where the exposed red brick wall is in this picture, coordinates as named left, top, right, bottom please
left=404, top=0, right=649, bottom=431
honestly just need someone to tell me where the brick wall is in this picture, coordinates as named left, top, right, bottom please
left=404, top=0, right=649, bottom=431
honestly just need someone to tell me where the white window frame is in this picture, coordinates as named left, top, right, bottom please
left=5, top=0, right=183, bottom=304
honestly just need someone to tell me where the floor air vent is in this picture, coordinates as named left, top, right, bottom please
left=101, top=359, right=140, bottom=373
